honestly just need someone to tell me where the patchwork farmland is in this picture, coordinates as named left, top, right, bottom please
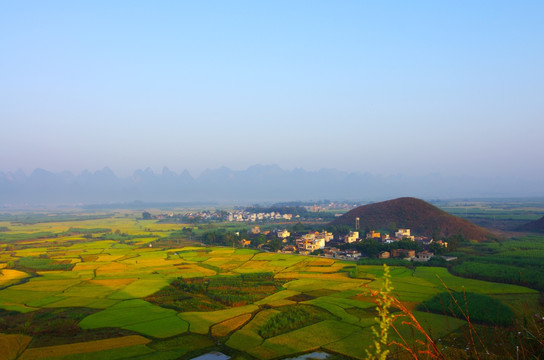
left=0, top=214, right=539, bottom=359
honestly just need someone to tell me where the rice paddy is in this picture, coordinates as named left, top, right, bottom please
left=0, top=212, right=538, bottom=359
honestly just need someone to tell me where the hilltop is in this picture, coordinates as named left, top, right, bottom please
left=331, top=197, right=496, bottom=241
left=516, top=216, right=544, bottom=233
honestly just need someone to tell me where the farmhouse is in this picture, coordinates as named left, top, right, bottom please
left=344, top=231, right=359, bottom=244
left=296, top=238, right=322, bottom=252
left=395, top=228, right=414, bottom=241
left=414, top=236, right=433, bottom=245
left=277, top=229, right=290, bottom=239
left=391, top=249, right=416, bottom=259
left=295, top=231, right=334, bottom=252
left=344, top=250, right=362, bottom=258
left=323, top=247, right=340, bottom=257
left=414, top=251, right=434, bottom=262
left=378, top=251, right=390, bottom=259
left=281, top=245, right=297, bottom=253
left=239, top=239, right=251, bottom=247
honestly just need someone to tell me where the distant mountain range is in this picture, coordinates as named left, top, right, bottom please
left=1, top=165, right=543, bottom=207
left=331, top=197, right=496, bottom=241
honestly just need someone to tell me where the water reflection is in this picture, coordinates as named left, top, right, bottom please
left=190, top=350, right=331, bottom=360
left=286, top=351, right=331, bottom=359
left=190, top=351, right=230, bottom=360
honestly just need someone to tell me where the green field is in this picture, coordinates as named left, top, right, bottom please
left=0, top=211, right=542, bottom=359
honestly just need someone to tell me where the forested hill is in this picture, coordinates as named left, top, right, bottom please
left=331, top=197, right=496, bottom=241
left=516, top=216, right=544, bottom=233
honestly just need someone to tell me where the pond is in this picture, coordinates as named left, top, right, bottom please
left=286, top=351, right=332, bottom=359
left=191, top=350, right=332, bottom=360
left=190, top=351, right=230, bottom=360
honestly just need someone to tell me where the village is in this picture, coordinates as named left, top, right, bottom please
left=146, top=209, right=453, bottom=263
left=238, top=226, right=451, bottom=263
left=151, top=209, right=300, bottom=223
left=148, top=202, right=360, bottom=224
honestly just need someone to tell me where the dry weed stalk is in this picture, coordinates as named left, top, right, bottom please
left=365, top=266, right=544, bottom=359
left=365, top=264, right=444, bottom=360
left=435, top=276, right=488, bottom=358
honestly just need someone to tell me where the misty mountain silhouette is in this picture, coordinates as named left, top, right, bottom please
left=0, top=166, right=542, bottom=207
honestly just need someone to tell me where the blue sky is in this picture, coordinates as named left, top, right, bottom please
left=1, top=1, right=543, bottom=179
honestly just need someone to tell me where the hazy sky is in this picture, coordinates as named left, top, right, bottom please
left=1, top=1, right=543, bottom=178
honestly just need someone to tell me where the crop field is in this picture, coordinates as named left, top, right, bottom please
left=437, top=199, right=544, bottom=231
left=18, top=335, right=151, bottom=360
left=0, top=212, right=541, bottom=359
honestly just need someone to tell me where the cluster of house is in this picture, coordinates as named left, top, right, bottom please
left=286, top=228, right=448, bottom=262
left=376, top=249, right=436, bottom=262
left=236, top=226, right=451, bottom=262
left=237, top=227, right=291, bottom=247
left=153, top=211, right=225, bottom=222
left=355, top=228, right=448, bottom=248
left=227, top=211, right=295, bottom=222
left=305, top=202, right=359, bottom=212
left=247, top=226, right=290, bottom=237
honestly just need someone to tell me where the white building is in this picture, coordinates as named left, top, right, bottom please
left=277, top=229, right=291, bottom=239
left=395, top=228, right=414, bottom=240
left=344, top=231, right=359, bottom=244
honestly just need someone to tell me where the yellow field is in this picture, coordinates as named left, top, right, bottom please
left=179, top=304, right=259, bottom=334
left=0, top=333, right=32, bottom=360
left=308, top=258, right=336, bottom=266
left=95, top=262, right=128, bottom=275
left=304, top=263, right=348, bottom=273
left=211, top=313, right=252, bottom=337
left=18, top=335, right=150, bottom=360
left=10, top=279, right=83, bottom=292
left=275, top=271, right=360, bottom=281
left=0, top=269, right=29, bottom=286
left=89, top=278, right=136, bottom=288
left=71, top=262, right=101, bottom=271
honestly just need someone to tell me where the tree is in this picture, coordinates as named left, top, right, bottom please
left=291, top=222, right=305, bottom=233
left=429, top=242, right=445, bottom=255
left=391, top=239, right=420, bottom=251
left=253, top=234, right=267, bottom=246
left=447, top=234, right=464, bottom=252
left=356, top=240, right=381, bottom=258
left=387, top=222, right=397, bottom=236
left=268, top=239, right=283, bottom=252
left=142, top=211, right=152, bottom=220
left=326, top=224, right=350, bottom=237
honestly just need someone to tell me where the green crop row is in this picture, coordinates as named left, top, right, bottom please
left=418, top=291, right=515, bottom=326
